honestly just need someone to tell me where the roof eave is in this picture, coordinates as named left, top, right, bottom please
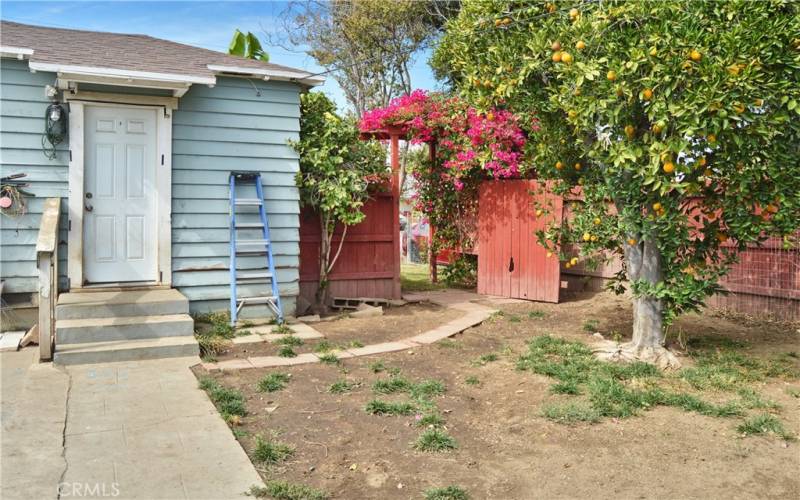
left=207, top=64, right=325, bottom=87
left=28, top=61, right=216, bottom=86
left=0, top=45, right=34, bottom=60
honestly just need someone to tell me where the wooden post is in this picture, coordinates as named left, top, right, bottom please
left=36, top=197, right=60, bottom=361
left=428, top=142, right=438, bottom=283
left=390, top=133, right=402, bottom=298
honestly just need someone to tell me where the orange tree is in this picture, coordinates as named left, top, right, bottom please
left=433, top=0, right=800, bottom=367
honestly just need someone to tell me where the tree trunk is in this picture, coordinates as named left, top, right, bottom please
left=593, top=236, right=680, bottom=369
left=314, top=213, right=332, bottom=314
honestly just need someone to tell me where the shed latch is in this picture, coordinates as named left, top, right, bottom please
left=508, top=256, right=515, bottom=273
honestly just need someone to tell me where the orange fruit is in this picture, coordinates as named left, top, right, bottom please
left=652, top=123, right=663, bottom=134
left=555, top=161, right=564, bottom=170
left=591, top=235, right=598, bottom=242
left=754, top=98, right=764, bottom=107
left=652, top=202, right=662, bottom=211
left=698, top=156, right=707, bottom=166
left=565, top=262, right=572, bottom=269
left=689, top=49, right=702, bottom=62
left=568, top=110, right=577, bottom=119
left=642, top=88, right=653, bottom=101
left=663, top=162, right=675, bottom=174
left=561, top=52, right=573, bottom=64
left=593, top=217, right=602, bottom=225
left=569, top=8, right=579, bottom=19
left=494, top=19, right=502, bottom=27
left=624, top=124, right=635, bottom=138
left=535, top=209, right=543, bottom=217
left=574, top=162, right=582, bottom=171
left=627, top=238, right=637, bottom=246
left=649, top=47, right=657, bottom=57
left=733, top=103, right=745, bottom=114
left=707, top=133, right=716, bottom=143
left=607, top=70, right=617, bottom=81
left=583, top=232, right=591, bottom=242
left=766, top=204, right=778, bottom=214
left=486, top=112, right=495, bottom=121
left=552, top=51, right=562, bottom=62
left=570, top=257, right=579, bottom=265
left=577, top=177, right=584, bottom=185
left=502, top=17, right=511, bottom=25
left=576, top=40, right=586, bottom=50
left=547, top=3, right=556, bottom=13
left=716, top=232, right=728, bottom=242
left=551, top=41, right=562, bottom=51
left=546, top=251, right=553, bottom=258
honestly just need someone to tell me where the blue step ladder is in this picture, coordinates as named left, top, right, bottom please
left=229, top=172, right=283, bottom=326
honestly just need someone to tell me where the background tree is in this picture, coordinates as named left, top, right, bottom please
left=435, top=0, right=800, bottom=367
left=292, top=92, right=387, bottom=311
left=228, top=29, right=270, bottom=61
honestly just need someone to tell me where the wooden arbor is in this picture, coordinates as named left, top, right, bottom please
left=360, top=126, right=439, bottom=283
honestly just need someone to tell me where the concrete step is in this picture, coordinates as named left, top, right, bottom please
left=56, top=314, right=194, bottom=344
left=56, top=289, right=189, bottom=320
left=54, top=336, right=199, bottom=366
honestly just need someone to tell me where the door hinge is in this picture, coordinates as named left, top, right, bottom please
left=68, top=219, right=71, bottom=231
left=161, top=154, right=164, bottom=166
left=159, top=271, right=163, bottom=283
left=69, top=150, right=72, bottom=162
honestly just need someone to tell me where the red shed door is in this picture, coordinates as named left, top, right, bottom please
left=478, top=180, right=562, bottom=302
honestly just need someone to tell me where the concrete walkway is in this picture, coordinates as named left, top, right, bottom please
left=202, top=291, right=499, bottom=372
left=1, top=351, right=262, bottom=499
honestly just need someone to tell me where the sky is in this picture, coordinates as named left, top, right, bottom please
left=0, top=0, right=440, bottom=111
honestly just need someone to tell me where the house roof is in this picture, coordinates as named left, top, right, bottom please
left=0, top=21, right=324, bottom=88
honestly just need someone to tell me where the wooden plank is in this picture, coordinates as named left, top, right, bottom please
left=66, top=90, right=178, bottom=109
left=35, top=198, right=60, bottom=253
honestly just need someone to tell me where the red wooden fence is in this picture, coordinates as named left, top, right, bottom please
left=477, top=180, right=562, bottom=302
left=299, top=192, right=401, bottom=308
left=477, top=180, right=800, bottom=320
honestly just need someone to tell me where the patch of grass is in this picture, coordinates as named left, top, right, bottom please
left=317, top=352, right=340, bottom=365
left=737, top=388, right=781, bottom=410
left=786, top=387, right=800, bottom=398
left=369, top=361, right=386, bottom=373
left=313, top=340, right=333, bottom=353
left=681, top=348, right=799, bottom=391
left=424, top=485, right=470, bottom=500
left=550, top=380, right=581, bottom=395
left=329, top=379, right=356, bottom=394
left=343, top=340, right=364, bottom=348
left=414, top=428, right=457, bottom=452
left=542, top=402, right=601, bottom=423
left=416, top=412, right=445, bottom=428
left=196, top=335, right=232, bottom=359
left=249, top=481, right=327, bottom=500
left=387, top=366, right=402, bottom=376
left=464, top=376, right=480, bottom=386
left=401, top=263, right=446, bottom=292
left=198, top=377, right=246, bottom=418
left=527, top=310, right=546, bottom=319
left=410, top=379, right=446, bottom=399
left=373, top=376, right=413, bottom=394
left=437, top=339, right=463, bottom=349
left=365, top=399, right=415, bottom=416
left=253, top=437, right=294, bottom=464
left=277, top=345, right=297, bottom=358
left=582, top=319, right=599, bottom=332
left=507, top=314, right=522, bottom=323
left=274, top=335, right=304, bottom=347
left=257, top=373, right=291, bottom=393
left=737, top=414, right=795, bottom=440
left=271, top=324, right=293, bottom=335
left=472, top=353, right=499, bottom=366
left=686, top=335, right=747, bottom=351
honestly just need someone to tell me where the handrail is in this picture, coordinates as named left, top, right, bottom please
left=36, top=197, right=60, bottom=361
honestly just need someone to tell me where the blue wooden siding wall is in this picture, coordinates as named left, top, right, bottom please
left=171, top=77, right=301, bottom=315
left=0, top=59, right=301, bottom=317
left=0, top=58, right=69, bottom=293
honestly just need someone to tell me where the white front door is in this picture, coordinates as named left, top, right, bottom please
left=83, top=106, right=158, bottom=284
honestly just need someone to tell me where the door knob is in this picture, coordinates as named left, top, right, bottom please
left=85, top=204, right=93, bottom=212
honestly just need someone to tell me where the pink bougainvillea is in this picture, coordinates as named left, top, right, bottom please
left=360, top=90, right=536, bottom=252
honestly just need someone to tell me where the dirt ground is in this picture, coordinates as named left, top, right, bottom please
left=194, top=291, right=800, bottom=500
left=215, top=303, right=463, bottom=362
